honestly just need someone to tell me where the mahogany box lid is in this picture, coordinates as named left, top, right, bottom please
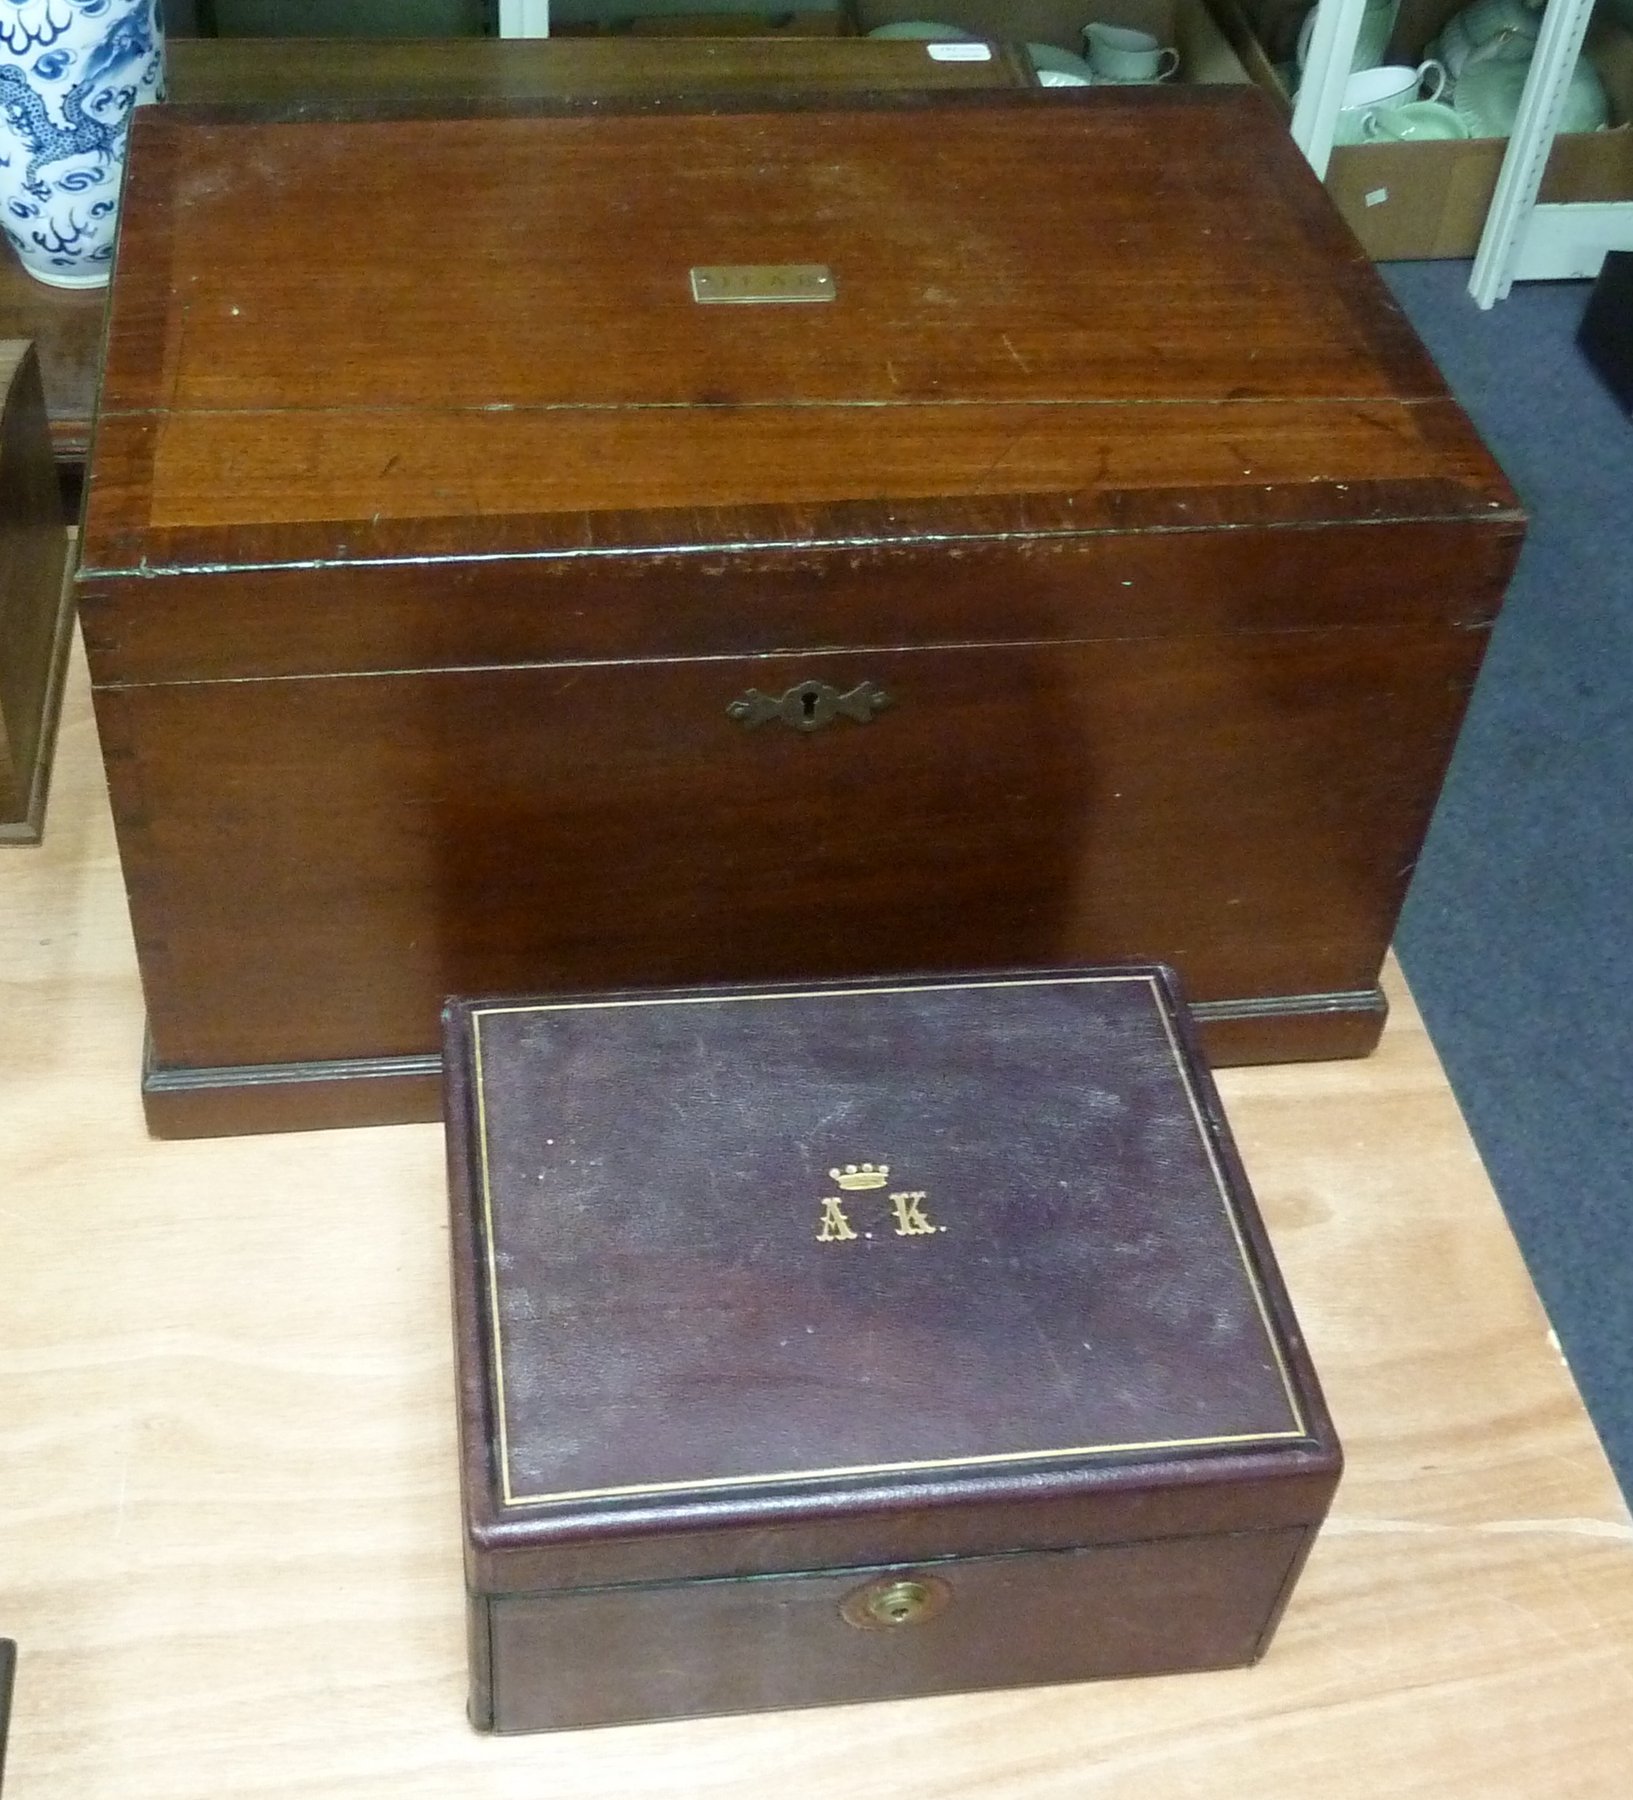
left=79, top=88, right=1520, bottom=600
left=443, top=967, right=1341, bottom=1597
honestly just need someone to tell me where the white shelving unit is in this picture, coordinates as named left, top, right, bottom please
left=1288, top=0, right=1370, bottom=176
left=1468, top=0, right=1633, bottom=301
left=1293, top=0, right=1632, bottom=303
left=497, top=0, right=552, bottom=33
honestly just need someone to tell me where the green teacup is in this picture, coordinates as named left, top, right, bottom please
left=1331, top=62, right=1447, bottom=144
left=1363, top=99, right=1472, bottom=140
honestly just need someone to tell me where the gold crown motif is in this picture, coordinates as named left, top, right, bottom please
left=830, top=1162, right=889, bottom=1191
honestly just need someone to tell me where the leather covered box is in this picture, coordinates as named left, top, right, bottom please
left=76, top=88, right=1524, bottom=1138
left=442, top=965, right=1341, bottom=1733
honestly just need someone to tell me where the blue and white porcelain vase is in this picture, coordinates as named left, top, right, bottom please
left=0, top=0, right=164, bottom=289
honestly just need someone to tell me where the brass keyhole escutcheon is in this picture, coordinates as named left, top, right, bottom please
left=727, top=678, right=891, bottom=733
left=839, top=1573, right=952, bottom=1630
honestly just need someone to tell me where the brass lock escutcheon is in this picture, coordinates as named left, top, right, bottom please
left=727, top=679, right=890, bottom=734
left=839, top=1573, right=952, bottom=1631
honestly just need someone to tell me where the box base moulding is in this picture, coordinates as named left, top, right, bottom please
left=137, top=983, right=1388, bottom=1139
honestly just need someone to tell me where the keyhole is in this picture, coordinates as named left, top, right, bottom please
left=801, top=689, right=819, bottom=721
left=840, top=1572, right=951, bottom=1629
left=866, top=1580, right=931, bottom=1625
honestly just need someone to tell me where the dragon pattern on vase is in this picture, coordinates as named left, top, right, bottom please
left=0, top=0, right=163, bottom=286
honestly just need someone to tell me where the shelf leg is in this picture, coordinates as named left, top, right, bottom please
left=1469, top=0, right=1596, bottom=306
left=497, top=0, right=551, bottom=35
left=1290, top=0, right=1370, bottom=180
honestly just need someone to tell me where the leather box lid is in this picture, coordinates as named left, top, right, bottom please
left=80, top=89, right=1519, bottom=580
left=444, top=967, right=1340, bottom=1594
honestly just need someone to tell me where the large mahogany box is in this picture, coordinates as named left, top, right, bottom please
left=76, top=88, right=1525, bottom=1137
left=442, top=966, right=1342, bottom=1733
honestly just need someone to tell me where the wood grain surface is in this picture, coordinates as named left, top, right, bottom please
left=155, top=33, right=1040, bottom=109
left=93, top=625, right=1476, bottom=1069
left=2, top=632, right=1631, bottom=1794
left=86, top=92, right=1507, bottom=567
left=0, top=35, right=1035, bottom=466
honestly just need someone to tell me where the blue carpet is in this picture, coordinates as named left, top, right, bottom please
left=1383, top=261, right=1633, bottom=1496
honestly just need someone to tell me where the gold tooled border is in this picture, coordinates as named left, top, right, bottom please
left=471, top=972, right=1309, bottom=1508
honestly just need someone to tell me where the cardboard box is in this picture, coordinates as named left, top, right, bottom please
left=1216, top=0, right=1633, bottom=258
left=855, top=0, right=1253, bottom=83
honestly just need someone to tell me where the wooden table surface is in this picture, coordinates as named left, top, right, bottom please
left=4, top=636, right=1633, bottom=1797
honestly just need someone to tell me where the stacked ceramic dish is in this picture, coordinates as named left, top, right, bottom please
left=865, top=17, right=1180, bottom=88
left=1288, top=0, right=1611, bottom=142
left=1426, top=0, right=1610, bottom=138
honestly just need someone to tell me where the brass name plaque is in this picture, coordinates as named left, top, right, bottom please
left=690, top=264, right=835, bottom=305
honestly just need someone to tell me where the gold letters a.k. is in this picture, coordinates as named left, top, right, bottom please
left=817, top=1196, right=858, bottom=1243
left=889, top=1191, right=936, bottom=1236
left=815, top=1168, right=941, bottom=1243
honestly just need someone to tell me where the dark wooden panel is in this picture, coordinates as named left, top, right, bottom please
left=0, top=1636, right=13, bottom=1791
left=1194, top=987, right=1387, bottom=1064
left=78, top=467, right=1522, bottom=583
left=139, top=1037, right=443, bottom=1138
left=77, top=515, right=1520, bottom=686
left=0, top=275, right=104, bottom=465
left=163, top=34, right=1039, bottom=108
left=101, top=623, right=1480, bottom=1074
left=0, top=343, right=73, bottom=842
left=483, top=1528, right=1313, bottom=1732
